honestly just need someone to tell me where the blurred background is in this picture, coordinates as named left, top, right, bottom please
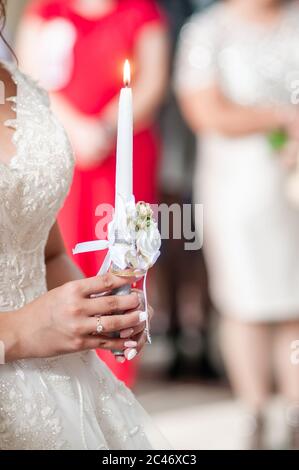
left=4, top=0, right=299, bottom=450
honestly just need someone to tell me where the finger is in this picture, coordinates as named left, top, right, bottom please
left=85, top=310, right=145, bottom=335
left=83, top=336, right=137, bottom=352
left=84, top=291, right=139, bottom=316
left=133, top=330, right=147, bottom=352
left=131, top=288, right=145, bottom=310
left=113, top=340, right=140, bottom=364
left=119, top=327, right=135, bottom=339
left=119, top=307, right=153, bottom=338
left=130, top=290, right=154, bottom=321
left=123, top=331, right=147, bottom=361
left=76, top=272, right=140, bottom=297
left=124, top=348, right=138, bottom=361
left=120, top=322, right=145, bottom=338
left=100, top=310, right=143, bottom=333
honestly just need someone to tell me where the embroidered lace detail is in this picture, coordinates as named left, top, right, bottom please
left=0, top=374, right=70, bottom=450
left=0, top=63, right=74, bottom=311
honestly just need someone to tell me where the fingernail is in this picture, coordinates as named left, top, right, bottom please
left=139, top=311, right=147, bottom=323
left=124, top=340, right=137, bottom=348
left=116, top=356, right=125, bottom=363
left=126, top=348, right=137, bottom=361
left=120, top=328, right=134, bottom=339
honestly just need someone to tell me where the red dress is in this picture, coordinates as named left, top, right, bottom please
left=26, top=0, right=166, bottom=387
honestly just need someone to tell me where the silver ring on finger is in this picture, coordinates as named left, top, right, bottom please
left=96, top=317, right=104, bottom=334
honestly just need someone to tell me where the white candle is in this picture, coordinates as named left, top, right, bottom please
left=115, top=60, right=133, bottom=213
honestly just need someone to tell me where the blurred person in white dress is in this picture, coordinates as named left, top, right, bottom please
left=175, top=0, right=299, bottom=449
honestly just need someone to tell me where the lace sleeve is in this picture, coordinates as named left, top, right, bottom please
left=25, top=73, right=51, bottom=107
left=174, top=10, right=219, bottom=93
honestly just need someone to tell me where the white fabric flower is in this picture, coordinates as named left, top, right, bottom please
left=73, top=194, right=161, bottom=277
left=136, top=223, right=161, bottom=269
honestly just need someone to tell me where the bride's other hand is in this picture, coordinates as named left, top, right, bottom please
left=3, top=273, right=144, bottom=362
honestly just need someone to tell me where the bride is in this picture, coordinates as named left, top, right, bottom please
left=0, top=3, right=167, bottom=450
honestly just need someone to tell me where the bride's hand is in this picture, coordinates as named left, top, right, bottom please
left=4, top=273, right=147, bottom=362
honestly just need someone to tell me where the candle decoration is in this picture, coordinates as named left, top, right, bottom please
left=73, top=60, right=161, bottom=355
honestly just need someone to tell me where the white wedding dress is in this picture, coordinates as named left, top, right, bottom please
left=0, top=62, right=167, bottom=450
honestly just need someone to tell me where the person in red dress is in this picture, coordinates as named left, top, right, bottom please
left=17, top=0, right=169, bottom=387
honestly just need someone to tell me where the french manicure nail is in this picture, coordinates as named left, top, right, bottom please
left=124, top=341, right=137, bottom=348
left=116, top=356, right=125, bottom=363
left=120, top=328, right=134, bottom=339
left=126, top=349, right=137, bottom=361
left=139, top=311, right=147, bottom=323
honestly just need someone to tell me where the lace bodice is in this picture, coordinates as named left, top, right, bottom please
left=0, top=63, right=74, bottom=311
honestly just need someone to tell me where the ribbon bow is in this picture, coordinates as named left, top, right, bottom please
left=72, top=195, right=160, bottom=344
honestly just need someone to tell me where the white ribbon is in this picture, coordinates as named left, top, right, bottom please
left=72, top=238, right=112, bottom=276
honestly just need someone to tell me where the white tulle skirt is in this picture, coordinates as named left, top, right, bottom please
left=0, top=351, right=169, bottom=450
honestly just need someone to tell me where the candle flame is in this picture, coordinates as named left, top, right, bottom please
left=123, top=60, right=131, bottom=87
